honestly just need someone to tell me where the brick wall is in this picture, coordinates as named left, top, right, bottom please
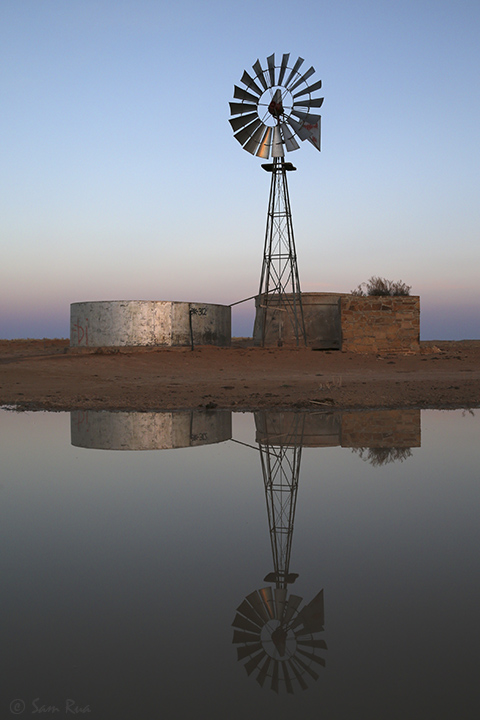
left=340, top=295, right=420, bottom=353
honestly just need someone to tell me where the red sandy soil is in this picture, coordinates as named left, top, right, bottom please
left=1, top=338, right=479, bottom=411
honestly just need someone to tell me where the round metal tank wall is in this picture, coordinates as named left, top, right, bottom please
left=71, top=410, right=232, bottom=450
left=70, top=300, right=231, bottom=347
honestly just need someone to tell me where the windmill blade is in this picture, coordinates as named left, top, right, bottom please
left=256, top=126, right=273, bottom=159
left=293, top=96, right=324, bottom=109
left=252, top=59, right=268, bottom=90
left=246, top=590, right=272, bottom=624
left=290, top=109, right=321, bottom=125
left=256, top=656, right=271, bottom=688
left=282, top=593, right=303, bottom=625
left=243, top=123, right=268, bottom=155
left=297, top=638, right=328, bottom=650
left=284, top=56, right=305, bottom=90
left=241, top=70, right=263, bottom=96
left=232, top=612, right=262, bottom=634
left=280, top=122, right=300, bottom=152
left=291, top=654, right=319, bottom=681
left=234, top=85, right=260, bottom=104
left=237, top=642, right=263, bottom=661
left=288, top=659, right=308, bottom=691
left=281, top=661, right=294, bottom=694
left=271, top=659, right=280, bottom=693
left=244, top=650, right=265, bottom=676
left=233, top=629, right=260, bottom=644
left=233, top=119, right=263, bottom=146
left=297, top=647, right=326, bottom=667
left=274, top=587, right=288, bottom=621
left=277, top=53, right=290, bottom=85
left=267, top=53, right=276, bottom=86
left=272, top=125, right=285, bottom=157
left=229, top=111, right=258, bottom=133
left=289, top=66, right=316, bottom=92
left=292, top=78, right=323, bottom=98
left=236, top=598, right=266, bottom=628
left=259, top=586, right=275, bottom=619
left=229, top=101, right=258, bottom=116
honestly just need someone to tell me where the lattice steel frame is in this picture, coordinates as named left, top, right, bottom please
left=258, top=158, right=307, bottom=347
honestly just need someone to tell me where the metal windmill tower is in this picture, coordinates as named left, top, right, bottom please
left=232, top=412, right=327, bottom=693
left=229, top=53, right=323, bottom=346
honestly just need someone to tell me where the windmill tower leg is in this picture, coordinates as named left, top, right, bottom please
left=256, top=158, right=307, bottom=347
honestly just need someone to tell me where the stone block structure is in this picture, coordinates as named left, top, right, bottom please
left=253, top=292, right=420, bottom=353
left=340, top=295, right=420, bottom=353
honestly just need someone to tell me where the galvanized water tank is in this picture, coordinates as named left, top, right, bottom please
left=70, top=300, right=231, bottom=347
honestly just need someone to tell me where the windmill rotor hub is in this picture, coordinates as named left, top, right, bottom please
left=268, top=96, right=284, bottom=120
left=260, top=619, right=297, bottom=660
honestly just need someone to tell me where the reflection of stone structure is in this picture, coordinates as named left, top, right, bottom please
left=255, top=409, right=421, bottom=451
left=340, top=409, right=421, bottom=449
left=71, top=410, right=232, bottom=450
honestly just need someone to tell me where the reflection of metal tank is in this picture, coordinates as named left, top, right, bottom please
left=255, top=410, right=341, bottom=447
left=71, top=410, right=232, bottom=450
left=70, top=300, right=231, bottom=348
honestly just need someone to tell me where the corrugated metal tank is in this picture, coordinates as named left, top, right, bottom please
left=70, top=300, right=231, bottom=347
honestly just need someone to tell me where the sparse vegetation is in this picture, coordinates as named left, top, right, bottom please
left=351, top=276, right=411, bottom=297
left=352, top=447, right=413, bottom=466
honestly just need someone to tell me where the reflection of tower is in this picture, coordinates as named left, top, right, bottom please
left=260, top=411, right=303, bottom=588
left=232, top=412, right=327, bottom=693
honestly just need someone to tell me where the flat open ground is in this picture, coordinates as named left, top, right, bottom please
left=1, top=338, right=479, bottom=412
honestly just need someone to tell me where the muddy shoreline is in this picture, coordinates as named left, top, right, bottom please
left=1, top=338, right=479, bottom=412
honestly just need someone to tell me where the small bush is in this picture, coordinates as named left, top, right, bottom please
left=351, top=276, right=411, bottom=297
left=352, top=447, right=413, bottom=466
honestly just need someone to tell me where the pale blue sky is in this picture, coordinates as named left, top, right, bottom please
left=1, top=0, right=479, bottom=339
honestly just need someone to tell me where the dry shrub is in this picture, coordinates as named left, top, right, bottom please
left=352, top=447, right=413, bottom=466
left=351, top=276, right=411, bottom=297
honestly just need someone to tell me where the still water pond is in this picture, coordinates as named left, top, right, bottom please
left=1, top=408, right=479, bottom=719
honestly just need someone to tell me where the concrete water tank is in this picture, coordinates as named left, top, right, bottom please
left=70, top=300, right=231, bottom=348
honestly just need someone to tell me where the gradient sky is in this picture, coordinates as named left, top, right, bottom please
left=1, top=0, right=479, bottom=339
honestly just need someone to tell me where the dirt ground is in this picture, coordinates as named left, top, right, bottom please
left=0, top=339, right=480, bottom=410
left=1, top=338, right=479, bottom=412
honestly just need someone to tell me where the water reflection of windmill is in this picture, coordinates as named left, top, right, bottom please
left=232, top=412, right=327, bottom=693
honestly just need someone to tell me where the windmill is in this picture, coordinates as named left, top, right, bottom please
left=229, top=53, right=323, bottom=346
left=232, top=412, right=327, bottom=693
